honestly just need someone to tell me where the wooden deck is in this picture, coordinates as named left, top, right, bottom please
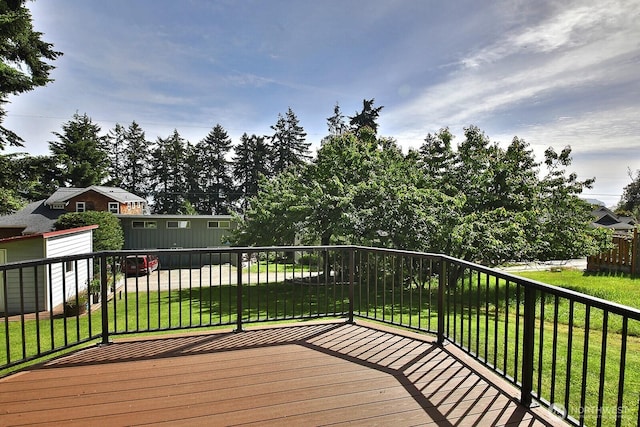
left=0, top=321, right=562, bottom=426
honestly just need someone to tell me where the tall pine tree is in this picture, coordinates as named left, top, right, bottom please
left=192, top=124, right=234, bottom=214
left=49, top=112, right=108, bottom=187
left=183, top=142, right=202, bottom=213
left=149, top=130, right=187, bottom=213
left=0, top=0, right=62, bottom=148
left=121, top=121, right=151, bottom=197
left=416, top=128, right=456, bottom=193
left=269, top=107, right=310, bottom=175
left=232, top=133, right=270, bottom=211
left=349, top=98, right=383, bottom=135
left=326, top=103, right=347, bottom=136
left=105, top=123, right=126, bottom=187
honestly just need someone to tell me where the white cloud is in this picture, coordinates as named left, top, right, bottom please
left=462, top=0, right=638, bottom=68
left=386, top=0, right=640, bottom=151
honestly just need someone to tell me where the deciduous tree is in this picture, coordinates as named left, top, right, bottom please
left=55, top=211, right=124, bottom=251
left=233, top=122, right=608, bottom=266
left=618, top=168, right=640, bottom=218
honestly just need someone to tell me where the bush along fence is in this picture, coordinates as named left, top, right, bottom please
left=587, top=229, right=638, bottom=275
left=1, top=246, right=639, bottom=427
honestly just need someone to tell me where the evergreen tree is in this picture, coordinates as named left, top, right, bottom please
left=269, top=107, right=310, bottom=175
left=0, top=153, right=61, bottom=213
left=232, top=133, right=270, bottom=211
left=349, top=98, right=383, bottom=135
left=182, top=142, right=201, bottom=212
left=0, top=153, right=25, bottom=213
left=326, top=103, right=347, bottom=136
left=453, top=125, right=498, bottom=212
left=149, top=130, right=188, bottom=214
left=121, top=121, right=151, bottom=197
left=105, top=123, right=126, bottom=187
left=13, top=154, right=61, bottom=201
left=416, top=127, right=455, bottom=192
left=0, top=0, right=62, bottom=148
left=49, top=112, right=108, bottom=187
left=193, top=124, right=234, bottom=214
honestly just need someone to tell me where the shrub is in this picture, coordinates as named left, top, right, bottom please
left=63, top=291, right=88, bottom=317
left=55, top=211, right=124, bottom=251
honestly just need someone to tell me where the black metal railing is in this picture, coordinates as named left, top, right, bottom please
left=1, top=246, right=639, bottom=426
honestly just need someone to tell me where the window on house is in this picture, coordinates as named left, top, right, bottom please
left=132, top=221, right=157, bottom=229
left=167, top=220, right=190, bottom=229
left=208, top=221, right=231, bottom=229
left=108, top=202, right=119, bottom=214
left=76, top=202, right=85, bottom=212
left=64, top=260, right=74, bottom=273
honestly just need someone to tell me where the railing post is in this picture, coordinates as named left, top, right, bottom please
left=348, top=248, right=355, bottom=324
left=521, top=285, right=536, bottom=407
left=633, top=228, right=638, bottom=277
left=100, top=254, right=110, bottom=345
left=235, top=252, right=243, bottom=332
left=437, top=258, right=446, bottom=345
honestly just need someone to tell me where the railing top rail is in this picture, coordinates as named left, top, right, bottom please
left=2, top=244, right=639, bottom=320
left=101, top=245, right=358, bottom=257
left=439, top=254, right=640, bottom=320
left=0, top=252, right=100, bottom=271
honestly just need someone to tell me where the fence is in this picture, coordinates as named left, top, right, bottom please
left=587, top=229, right=638, bottom=275
left=2, top=246, right=639, bottom=426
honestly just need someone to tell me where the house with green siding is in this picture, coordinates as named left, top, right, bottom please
left=117, top=214, right=235, bottom=266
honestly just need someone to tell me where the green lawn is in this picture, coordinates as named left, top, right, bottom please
left=513, top=269, right=640, bottom=310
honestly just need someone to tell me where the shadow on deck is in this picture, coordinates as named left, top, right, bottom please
left=0, top=321, right=562, bottom=426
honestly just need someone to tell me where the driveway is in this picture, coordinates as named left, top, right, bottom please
left=496, top=258, right=587, bottom=273
left=123, top=264, right=309, bottom=292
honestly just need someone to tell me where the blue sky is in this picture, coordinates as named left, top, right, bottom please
left=4, top=0, right=640, bottom=207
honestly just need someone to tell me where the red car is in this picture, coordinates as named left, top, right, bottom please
left=124, top=255, right=160, bottom=276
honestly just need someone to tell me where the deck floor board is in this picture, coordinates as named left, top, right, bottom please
left=0, top=321, right=562, bottom=426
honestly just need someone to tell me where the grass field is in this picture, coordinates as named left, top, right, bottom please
left=514, top=268, right=640, bottom=309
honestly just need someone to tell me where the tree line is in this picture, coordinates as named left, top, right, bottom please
left=0, top=96, right=616, bottom=264
left=0, top=100, right=382, bottom=215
